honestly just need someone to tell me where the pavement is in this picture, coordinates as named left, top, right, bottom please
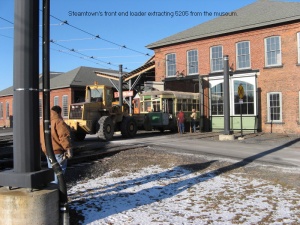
left=153, top=131, right=300, bottom=168
left=1, top=127, right=300, bottom=168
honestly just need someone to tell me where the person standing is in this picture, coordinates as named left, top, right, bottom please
left=190, top=109, right=197, bottom=133
left=40, top=105, right=73, bottom=184
left=177, top=109, right=185, bottom=134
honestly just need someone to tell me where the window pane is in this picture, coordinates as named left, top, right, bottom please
left=54, top=96, right=59, bottom=106
left=265, top=36, right=281, bottom=66
left=269, top=93, right=281, bottom=121
left=166, top=53, right=176, bottom=77
left=211, top=83, right=224, bottom=115
left=234, top=80, right=255, bottom=115
left=211, top=46, right=223, bottom=72
left=237, top=41, right=250, bottom=69
left=0, top=103, right=3, bottom=118
left=187, top=50, right=198, bottom=74
left=62, top=96, right=68, bottom=117
left=39, top=99, right=42, bottom=118
left=6, top=102, right=9, bottom=119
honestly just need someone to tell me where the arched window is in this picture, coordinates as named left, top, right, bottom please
left=211, top=82, right=223, bottom=115
left=233, top=80, right=254, bottom=115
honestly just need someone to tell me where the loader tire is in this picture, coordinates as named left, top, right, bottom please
left=97, top=116, right=114, bottom=141
left=121, top=116, right=137, bottom=138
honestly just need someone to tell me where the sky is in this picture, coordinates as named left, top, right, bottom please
left=0, top=0, right=261, bottom=91
left=68, top=163, right=300, bottom=224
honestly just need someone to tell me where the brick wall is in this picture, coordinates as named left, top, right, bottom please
left=0, top=96, right=13, bottom=127
left=153, top=22, right=300, bottom=134
left=0, top=87, right=73, bottom=127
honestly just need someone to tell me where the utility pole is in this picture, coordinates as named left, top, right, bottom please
left=0, top=1, right=59, bottom=224
left=223, top=55, right=231, bottom=135
left=0, top=0, right=52, bottom=189
left=119, top=65, right=123, bottom=106
left=219, top=55, right=234, bottom=141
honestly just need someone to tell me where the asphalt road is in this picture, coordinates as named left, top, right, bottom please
left=2, top=127, right=300, bottom=168
left=103, top=131, right=300, bottom=168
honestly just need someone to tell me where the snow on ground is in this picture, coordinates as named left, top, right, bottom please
left=68, top=164, right=300, bottom=225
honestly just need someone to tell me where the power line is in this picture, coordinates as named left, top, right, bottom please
left=48, top=14, right=193, bottom=69
left=0, top=16, right=13, bottom=25
left=1, top=14, right=182, bottom=73
left=51, top=41, right=123, bottom=69
left=0, top=17, right=136, bottom=71
left=49, top=15, right=152, bottom=57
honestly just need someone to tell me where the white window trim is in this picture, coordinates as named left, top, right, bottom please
left=264, top=36, right=282, bottom=67
left=62, top=95, right=68, bottom=118
left=231, top=76, right=257, bottom=116
left=236, top=41, right=251, bottom=70
left=209, top=77, right=225, bottom=116
left=299, top=91, right=300, bottom=123
left=39, top=99, right=42, bottom=118
left=267, top=92, right=282, bottom=122
left=209, top=73, right=257, bottom=117
left=0, top=102, right=3, bottom=119
left=6, top=101, right=9, bottom=119
left=210, top=45, right=223, bottom=73
left=165, top=53, right=176, bottom=77
left=54, top=96, right=59, bottom=106
left=297, top=32, right=300, bottom=64
left=187, top=49, right=198, bottom=75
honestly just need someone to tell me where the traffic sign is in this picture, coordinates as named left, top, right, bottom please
left=238, top=84, right=244, bottom=99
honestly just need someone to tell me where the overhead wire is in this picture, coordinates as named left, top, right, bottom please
left=1, top=12, right=189, bottom=73
left=0, top=17, right=132, bottom=71
left=48, top=14, right=189, bottom=68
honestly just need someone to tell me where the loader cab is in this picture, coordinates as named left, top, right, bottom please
left=86, top=84, right=113, bottom=108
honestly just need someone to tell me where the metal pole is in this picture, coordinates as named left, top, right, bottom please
left=12, top=0, right=40, bottom=173
left=240, top=103, right=243, bottom=137
left=129, top=79, right=132, bottom=115
left=198, top=76, right=202, bottom=132
left=223, top=55, right=231, bottom=135
left=119, top=65, right=123, bottom=106
left=0, top=0, right=52, bottom=188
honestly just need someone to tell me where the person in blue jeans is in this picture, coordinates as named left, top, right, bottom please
left=41, top=106, right=73, bottom=184
left=177, top=109, right=185, bottom=134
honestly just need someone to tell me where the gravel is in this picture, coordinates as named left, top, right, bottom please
left=2, top=130, right=300, bottom=223
left=65, top=142, right=300, bottom=224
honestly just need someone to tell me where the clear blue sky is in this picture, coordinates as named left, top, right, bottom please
left=0, top=0, right=266, bottom=91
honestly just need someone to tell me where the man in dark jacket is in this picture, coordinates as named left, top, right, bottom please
left=40, top=105, right=72, bottom=184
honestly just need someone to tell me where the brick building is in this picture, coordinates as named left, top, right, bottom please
left=0, top=66, right=120, bottom=127
left=146, top=1, right=300, bottom=134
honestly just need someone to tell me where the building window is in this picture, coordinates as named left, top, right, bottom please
left=210, top=46, right=223, bottom=72
left=297, top=32, right=300, bottom=64
left=54, top=96, right=59, bottom=106
left=267, top=92, right=282, bottom=122
left=211, top=83, right=223, bottom=115
left=39, top=99, right=42, bottom=118
left=234, top=81, right=254, bottom=115
left=265, top=36, right=281, bottom=67
left=166, top=53, right=176, bottom=77
left=6, top=102, right=9, bottom=119
left=62, top=95, right=68, bottom=118
left=0, top=102, right=3, bottom=119
left=299, top=91, right=300, bottom=122
left=187, top=50, right=198, bottom=75
left=236, top=41, right=250, bottom=69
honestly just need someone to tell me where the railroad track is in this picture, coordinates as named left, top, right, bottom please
left=0, top=135, right=13, bottom=147
left=0, top=143, right=147, bottom=172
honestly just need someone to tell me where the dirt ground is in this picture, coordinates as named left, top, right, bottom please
left=64, top=132, right=300, bottom=224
